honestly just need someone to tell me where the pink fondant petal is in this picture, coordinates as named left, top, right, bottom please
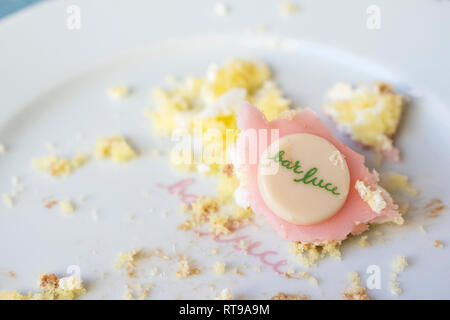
left=236, top=103, right=401, bottom=242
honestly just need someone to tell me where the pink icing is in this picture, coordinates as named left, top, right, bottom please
left=157, top=179, right=288, bottom=274
left=157, top=178, right=198, bottom=204
left=236, top=103, right=400, bottom=242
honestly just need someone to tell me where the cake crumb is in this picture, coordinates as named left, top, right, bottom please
left=342, top=271, right=370, bottom=300
left=0, top=273, right=86, bottom=300
left=237, top=239, right=249, bottom=253
left=425, top=198, right=446, bottom=218
left=389, top=256, right=408, bottom=296
left=222, top=164, right=234, bottom=178
left=284, top=270, right=319, bottom=286
left=123, top=283, right=152, bottom=300
left=381, top=173, right=418, bottom=197
left=95, top=135, right=137, bottom=163
left=358, top=235, right=371, bottom=248
left=215, top=288, right=234, bottom=300
left=325, top=82, right=404, bottom=159
left=45, top=200, right=58, bottom=209
left=178, top=196, right=220, bottom=231
left=213, top=261, right=226, bottom=275
left=213, top=2, right=229, bottom=17
left=33, top=153, right=88, bottom=177
left=59, top=200, right=75, bottom=214
left=176, top=255, right=200, bottom=279
left=115, top=249, right=141, bottom=278
left=418, top=225, right=426, bottom=233
left=289, top=241, right=341, bottom=267
left=434, top=240, right=444, bottom=248
left=2, top=194, right=14, bottom=208
left=0, top=144, right=6, bottom=154
left=108, top=85, right=131, bottom=100
left=209, top=213, right=231, bottom=235
left=389, top=279, right=402, bottom=296
left=150, top=267, right=159, bottom=277
left=392, top=256, right=408, bottom=273
left=270, top=292, right=309, bottom=300
left=355, top=180, right=386, bottom=214
left=279, top=2, right=300, bottom=17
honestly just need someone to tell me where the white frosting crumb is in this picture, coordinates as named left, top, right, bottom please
left=197, top=163, right=211, bottom=173
left=214, top=2, right=229, bottom=17
left=355, top=180, right=386, bottom=214
left=198, top=88, right=246, bottom=118
left=234, top=185, right=250, bottom=209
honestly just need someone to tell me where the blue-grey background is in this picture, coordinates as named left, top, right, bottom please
left=0, top=0, right=45, bottom=19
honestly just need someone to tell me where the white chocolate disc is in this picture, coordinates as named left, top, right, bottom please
left=258, top=133, right=350, bottom=225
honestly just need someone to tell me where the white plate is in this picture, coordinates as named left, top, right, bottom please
left=1, top=0, right=449, bottom=299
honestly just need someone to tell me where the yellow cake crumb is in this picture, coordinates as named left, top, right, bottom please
left=231, top=205, right=254, bottom=220
left=2, top=193, right=14, bottom=208
left=389, top=279, right=402, bottom=296
left=425, top=198, right=446, bottom=218
left=123, top=290, right=133, bottom=300
left=342, top=271, right=370, bottom=300
left=33, top=153, right=88, bottom=177
left=108, top=85, right=131, bottom=99
left=176, top=256, right=200, bottom=279
left=279, top=2, right=300, bottom=17
left=115, top=249, right=140, bottom=269
left=147, top=59, right=290, bottom=172
left=389, top=256, right=408, bottom=296
left=59, top=200, right=75, bottom=214
left=209, top=213, right=232, bottom=235
left=0, top=144, right=6, bottom=154
left=325, top=82, right=404, bottom=154
left=178, top=196, right=220, bottom=230
left=434, top=240, right=444, bottom=248
left=389, top=273, right=402, bottom=296
left=123, top=283, right=152, bottom=300
left=392, top=255, right=408, bottom=273
left=215, top=288, right=234, bottom=300
left=249, top=81, right=291, bottom=121
left=95, top=135, right=137, bottom=162
left=289, top=241, right=341, bottom=267
left=381, top=173, right=418, bottom=197
left=270, top=292, right=309, bottom=300
left=398, top=202, right=409, bottom=215
left=0, top=273, right=86, bottom=300
left=115, top=249, right=141, bottom=278
left=284, top=269, right=319, bottom=286
left=358, top=235, right=371, bottom=248
left=213, top=261, right=226, bottom=275
left=217, top=166, right=240, bottom=203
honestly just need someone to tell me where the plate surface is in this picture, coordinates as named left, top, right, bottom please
left=1, top=0, right=449, bottom=299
